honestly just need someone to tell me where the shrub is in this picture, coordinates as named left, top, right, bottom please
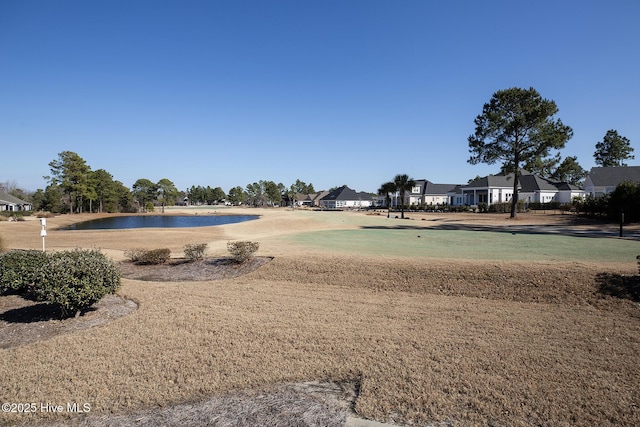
left=184, top=243, right=208, bottom=261
left=137, top=248, right=171, bottom=265
left=0, top=249, right=120, bottom=318
left=125, top=248, right=172, bottom=264
left=33, top=248, right=121, bottom=318
left=0, top=250, right=48, bottom=296
left=124, top=248, right=146, bottom=263
left=227, top=241, right=259, bottom=263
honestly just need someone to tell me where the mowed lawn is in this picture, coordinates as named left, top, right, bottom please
left=287, top=228, right=640, bottom=263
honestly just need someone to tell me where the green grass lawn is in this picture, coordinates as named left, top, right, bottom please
left=288, top=228, right=640, bottom=263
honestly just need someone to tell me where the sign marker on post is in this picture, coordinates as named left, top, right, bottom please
left=40, top=218, right=47, bottom=252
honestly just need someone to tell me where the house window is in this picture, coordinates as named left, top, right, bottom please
left=412, top=186, right=421, bottom=194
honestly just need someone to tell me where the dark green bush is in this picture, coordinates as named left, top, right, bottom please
left=33, top=249, right=121, bottom=317
left=137, top=248, right=171, bottom=264
left=607, top=181, right=640, bottom=222
left=227, top=241, right=259, bottom=263
left=0, top=248, right=120, bottom=318
left=184, top=243, right=208, bottom=261
left=0, top=250, right=48, bottom=296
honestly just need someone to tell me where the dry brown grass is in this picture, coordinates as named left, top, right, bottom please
left=0, top=209, right=639, bottom=426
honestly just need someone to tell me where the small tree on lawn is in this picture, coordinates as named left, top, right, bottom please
left=393, top=174, right=415, bottom=219
left=378, top=181, right=396, bottom=218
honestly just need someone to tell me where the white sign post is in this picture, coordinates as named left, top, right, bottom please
left=40, top=218, right=47, bottom=252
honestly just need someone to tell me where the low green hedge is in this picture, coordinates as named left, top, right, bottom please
left=0, top=250, right=48, bottom=296
left=0, top=248, right=121, bottom=318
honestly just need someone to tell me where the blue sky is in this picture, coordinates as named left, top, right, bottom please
left=1, top=0, right=639, bottom=193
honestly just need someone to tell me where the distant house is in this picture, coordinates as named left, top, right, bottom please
left=283, top=191, right=329, bottom=207
left=309, top=191, right=329, bottom=207
left=455, top=171, right=585, bottom=206
left=459, top=173, right=518, bottom=206
left=374, top=179, right=460, bottom=208
left=0, top=190, right=32, bottom=212
left=319, top=185, right=373, bottom=209
left=584, top=166, right=640, bottom=197
left=519, top=174, right=584, bottom=204
left=406, top=179, right=460, bottom=207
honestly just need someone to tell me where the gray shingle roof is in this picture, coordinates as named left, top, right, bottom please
left=321, top=186, right=372, bottom=201
left=519, top=174, right=559, bottom=192
left=411, top=179, right=461, bottom=195
left=466, top=174, right=518, bottom=188
left=0, top=190, right=29, bottom=205
left=587, top=166, right=640, bottom=187
left=424, top=181, right=459, bottom=195
left=465, top=170, right=581, bottom=192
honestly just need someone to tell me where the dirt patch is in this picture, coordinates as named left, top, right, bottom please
left=117, top=256, right=273, bottom=281
left=0, top=294, right=137, bottom=349
left=35, top=381, right=356, bottom=427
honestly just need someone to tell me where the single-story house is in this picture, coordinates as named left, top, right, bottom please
left=283, top=191, right=329, bottom=207
left=457, top=173, right=517, bottom=206
left=0, top=190, right=32, bottom=212
left=584, top=166, right=640, bottom=197
left=319, top=185, right=373, bottom=209
left=518, top=174, right=585, bottom=204
left=454, top=171, right=586, bottom=206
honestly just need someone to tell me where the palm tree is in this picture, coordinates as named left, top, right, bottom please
left=393, top=174, right=415, bottom=219
left=377, top=181, right=396, bottom=218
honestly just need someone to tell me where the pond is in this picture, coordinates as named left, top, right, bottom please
left=63, top=215, right=258, bottom=230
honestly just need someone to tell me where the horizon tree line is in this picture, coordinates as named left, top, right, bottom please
left=3, top=95, right=635, bottom=214
left=15, top=151, right=322, bottom=213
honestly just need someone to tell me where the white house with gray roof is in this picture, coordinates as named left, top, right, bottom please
left=319, top=185, right=373, bottom=209
left=0, top=190, right=32, bottom=211
left=454, top=171, right=585, bottom=206
left=584, top=166, right=640, bottom=197
left=407, top=179, right=460, bottom=207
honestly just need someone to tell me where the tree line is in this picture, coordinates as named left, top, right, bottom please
left=16, top=151, right=318, bottom=213
left=6, top=88, right=636, bottom=217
